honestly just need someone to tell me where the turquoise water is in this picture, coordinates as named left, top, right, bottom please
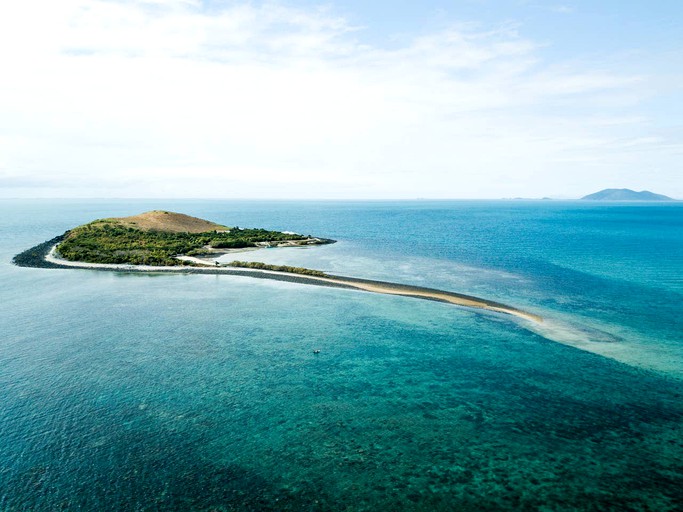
left=1, top=199, right=682, bottom=510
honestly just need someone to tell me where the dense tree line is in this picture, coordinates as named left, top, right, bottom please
left=57, top=221, right=308, bottom=265
left=227, top=260, right=328, bottom=277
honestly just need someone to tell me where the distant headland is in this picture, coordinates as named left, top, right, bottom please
left=12, top=210, right=542, bottom=323
left=581, top=188, right=675, bottom=201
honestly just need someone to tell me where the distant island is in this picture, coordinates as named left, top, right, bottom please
left=581, top=189, right=675, bottom=201
left=53, top=210, right=333, bottom=266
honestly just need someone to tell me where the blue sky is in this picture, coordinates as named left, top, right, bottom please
left=0, top=0, right=681, bottom=198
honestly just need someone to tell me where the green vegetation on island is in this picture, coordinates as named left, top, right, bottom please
left=227, top=260, right=328, bottom=277
left=56, top=211, right=332, bottom=266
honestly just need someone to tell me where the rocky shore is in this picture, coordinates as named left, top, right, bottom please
left=12, top=235, right=67, bottom=269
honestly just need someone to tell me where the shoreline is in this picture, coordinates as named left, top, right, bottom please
left=14, top=239, right=542, bottom=324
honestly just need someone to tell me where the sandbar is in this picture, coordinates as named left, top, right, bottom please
left=36, top=244, right=541, bottom=323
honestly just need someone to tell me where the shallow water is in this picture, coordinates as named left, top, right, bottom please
left=1, top=199, right=682, bottom=510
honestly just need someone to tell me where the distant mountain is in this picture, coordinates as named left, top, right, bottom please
left=581, top=189, right=675, bottom=201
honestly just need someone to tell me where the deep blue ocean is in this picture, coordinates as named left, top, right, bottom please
left=1, top=199, right=682, bottom=511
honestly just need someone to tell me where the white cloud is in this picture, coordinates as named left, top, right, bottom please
left=0, top=0, right=678, bottom=198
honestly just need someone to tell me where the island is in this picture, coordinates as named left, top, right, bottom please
left=13, top=211, right=542, bottom=323
left=581, top=188, right=675, bottom=201
left=53, top=210, right=333, bottom=266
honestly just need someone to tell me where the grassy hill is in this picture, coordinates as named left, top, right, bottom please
left=56, top=211, right=325, bottom=266
left=111, top=210, right=229, bottom=233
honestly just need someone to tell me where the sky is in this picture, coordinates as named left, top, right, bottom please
left=0, top=0, right=681, bottom=199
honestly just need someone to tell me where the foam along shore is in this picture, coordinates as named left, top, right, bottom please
left=42, top=245, right=542, bottom=323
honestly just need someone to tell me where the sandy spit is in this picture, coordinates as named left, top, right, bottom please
left=44, top=246, right=542, bottom=323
